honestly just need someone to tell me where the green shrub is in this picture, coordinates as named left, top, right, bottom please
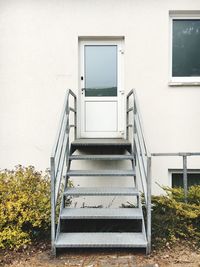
left=151, top=186, right=200, bottom=247
left=0, top=165, right=51, bottom=249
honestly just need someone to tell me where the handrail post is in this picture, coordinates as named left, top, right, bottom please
left=133, top=98, right=137, bottom=165
left=146, top=156, right=152, bottom=254
left=126, top=95, right=129, bottom=140
left=74, top=95, right=77, bottom=140
left=133, top=98, right=137, bottom=136
left=183, top=155, right=188, bottom=203
left=50, top=156, right=56, bottom=255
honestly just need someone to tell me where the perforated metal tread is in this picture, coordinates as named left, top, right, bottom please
left=69, top=155, right=134, bottom=160
left=60, top=208, right=143, bottom=219
left=66, top=170, right=135, bottom=176
left=55, top=232, right=147, bottom=248
left=64, top=187, right=139, bottom=196
left=72, top=138, right=131, bottom=146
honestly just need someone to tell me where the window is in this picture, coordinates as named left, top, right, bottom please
left=171, top=172, right=200, bottom=188
left=170, top=15, right=200, bottom=84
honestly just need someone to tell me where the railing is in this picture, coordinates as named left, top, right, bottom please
left=50, top=89, right=77, bottom=254
left=126, top=89, right=151, bottom=254
left=127, top=89, right=200, bottom=253
left=152, top=152, right=200, bottom=202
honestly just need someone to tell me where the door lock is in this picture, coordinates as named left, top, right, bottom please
left=81, top=88, right=86, bottom=94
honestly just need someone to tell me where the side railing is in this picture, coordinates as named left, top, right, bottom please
left=50, top=89, right=77, bottom=253
left=127, top=89, right=200, bottom=254
left=152, top=152, right=200, bottom=202
left=126, top=89, right=151, bottom=254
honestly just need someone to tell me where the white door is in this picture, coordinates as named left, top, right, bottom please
left=80, top=40, right=124, bottom=138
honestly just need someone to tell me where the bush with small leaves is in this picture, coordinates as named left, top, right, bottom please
left=151, top=186, right=200, bottom=247
left=0, top=165, right=51, bottom=249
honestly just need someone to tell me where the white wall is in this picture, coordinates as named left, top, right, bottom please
left=1, top=0, right=200, bottom=194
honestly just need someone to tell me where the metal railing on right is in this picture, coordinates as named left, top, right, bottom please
left=152, top=152, right=200, bottom=202
left=127, top=89, right=200, bottom=254
left=126, top=89, right=152, bottom=254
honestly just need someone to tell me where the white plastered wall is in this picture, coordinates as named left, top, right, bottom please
left=0, top=0, right=200, bottom=196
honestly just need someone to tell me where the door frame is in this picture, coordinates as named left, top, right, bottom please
left=78, top=38, right=125, bottom=138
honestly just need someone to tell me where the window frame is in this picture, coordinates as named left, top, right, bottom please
left=169, top=13, right=200, bottom=85
left=169, top=169, right=200, bottom=187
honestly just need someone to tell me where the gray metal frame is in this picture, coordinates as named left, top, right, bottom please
left=152, top=152, right=200, bottom=202
left=126, top=89, right=200, bottom=254
left=50, top=87, right=200, bottom=254
left=126, top=89, right=152, bottom=254
left=50, top=89, right=77, bottom=254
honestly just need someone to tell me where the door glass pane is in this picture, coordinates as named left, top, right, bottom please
left=85, top=45, right=117, bottom=97
left=173, top=19, right=200, bottom=77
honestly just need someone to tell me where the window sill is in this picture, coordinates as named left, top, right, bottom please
left=169, top=82, right=200, bottom=86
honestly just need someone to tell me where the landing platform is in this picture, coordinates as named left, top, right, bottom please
left=72, top=138, right=131, bottom=146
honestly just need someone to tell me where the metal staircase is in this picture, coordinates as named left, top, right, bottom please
left=50, top=89, right=151, bottom=255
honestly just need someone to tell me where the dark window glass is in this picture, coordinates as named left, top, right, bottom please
left=172, top=173, right=200, bottom=188
left=172, top=19, right=200, bottom=77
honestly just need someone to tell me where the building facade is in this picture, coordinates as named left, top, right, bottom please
left=0, top=0, right=200, bottom=195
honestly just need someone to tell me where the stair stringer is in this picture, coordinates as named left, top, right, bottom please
left=55, top=140, right=148, bottom=252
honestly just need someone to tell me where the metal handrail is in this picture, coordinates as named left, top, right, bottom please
left=126, top=88, right=151, bottom=254
left=50, top=89, right=77, bottom=254
left=127, top=89, right=200, bottom=254
left=152, top=152, right=200, bottom=156
left=152, top=152, right=200, bottom=202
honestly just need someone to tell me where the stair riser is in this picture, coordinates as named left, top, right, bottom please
left=71, top=146, right=132, bottom=154
left=60, top=219, right=142, bottom=233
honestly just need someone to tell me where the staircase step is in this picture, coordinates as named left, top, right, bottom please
left=64, top=187, right=139, bottom=196
left=66, top=170, right=135, bottom=177
left=71, top=139, right=132, bottom=153
left=60, top=208, right=143, bottom=219
left=72, top=138, right=131, bottom=146
left=69, top=155, right=134, bottom=160
left=55, top=232, right=147, bottom=248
